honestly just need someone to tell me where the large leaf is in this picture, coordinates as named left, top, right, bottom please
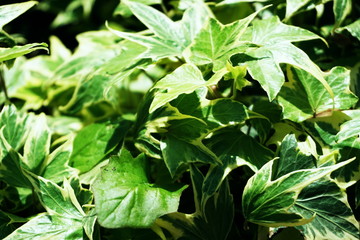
left=0, top=1, right=37, bottom=29
left=242, top=136, right=354, bottom=227
left=278, top=66, right=358, bottom=122
left=234, top=16, right=330, bottom=100
left=4, top=214, right=83, bottom=240
left=184, top=8, right=262, bottom=71
left=294, top=178, right=359, bottom=240
left=70, top=120, right=131, bottom=173
left=110, top=1, right=211, bottom=60
left=92, top=149, right=186, bottom=228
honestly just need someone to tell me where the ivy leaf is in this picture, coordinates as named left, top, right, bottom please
left=294, top=178, right=360, bottom=240
left=0, top=211, right=27, bottom=239
left=157, top=166, right=234, bottom=240
left=278, top=66, right=358, bottom=122
left=4, top=214, right=84, bottom=240
left=0, top=1, right=37, bottom=29
left=110, top=1, right=210, bottom=60
left=149, top=64, right=227, bottom=113
left=184, top=8, right=263, bottom=71
left=234, top=16, right=330, bottom=101
left=114, top=0, right=161, bottom=17
left=333, top=0, right=352, bottom=28
left=0, top=43, right=48, bottom=63
left=92, top=149, right=186, bottom=228
left=70, top=119, right=132, bottom=173
left=242, top=138, right=354, bottom=227
left=23, top=114, right=51, bottom=174
left=338, top=19, right=360, bottom=41
left=336, top=119, right=360, bottom=143
left=202, top=128, right=274, bottom=199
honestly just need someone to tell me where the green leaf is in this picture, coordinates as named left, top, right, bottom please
left=0, top=43, right=48, bottom=62
left=70, top=120, right=132, bottom=173
left=333, top=0, right=352, bottom=28
left=202, top=128, right=274, bottom=198
left=293, top=178, right=360, bottom=240
left=184, top=8, right=262, bottom=71
left=285, top=0, right=314, bottom=19
left=0, top=1, right=37, bottom=29
left=23, top=114, right=51, bottom=174
left=278, top=66, right=358, bottom=122
left=4, top=214, right=84, bottom=240
left=242, top=146, right=354, bottom=227
left=110, top=1, right=210, bottom=60
left=338, top=19, right=360, bottom=41
left=0, top=211, right=27, bottom=239
left=93, top=149, right=186, bottom=228
left=114, top=0, right=161, bottom=17
left=157, top=170, right=234, bottom=240
left=42, top=139, right=78, bottom=183
left=31, top=176, right=85, bottom=219
left=0, top=105, right=31, bottom=151
left=150, top=64, right=227, bottom=113
left=234, top=16, right=330, bottom=100
left=336, top=119, right=360, bottom=143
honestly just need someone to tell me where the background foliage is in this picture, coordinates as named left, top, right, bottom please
left=0, top=0, right=359, bottom=239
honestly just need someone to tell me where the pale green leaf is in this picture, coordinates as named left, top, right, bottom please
left=333, top=0, right=352, bottom=28
left=0, top=105, right=31, bottom=151
left=336, top=119, right=360, bottom=142
left=0, top=43, right=48, bottom=62
left=23, top=114, right=51, bottom=174
left=150, top=64, right=227, bottom=113
left=110, top=1, right=210, bottom=60
left=30, top=176, right=85, bottom=219
left=4, top=214, right=83, bottom=240
left=285, top=0, right=312, bottom=19
left=70, top=120, right=131, bottom=173
left=294, top=179, right=360, bottom=240
left=0, top=1, right=37, bottom=29
left=93, top=149, right=186, bottom=228
left=236, top=16, right=332, bottom=100
left=114, top=0, right=161, bottom=17
left=242, top=152, right=354, bottom=227
left=184, top=8, right=262, bottom=71
left=278, top=66, right=358, bottom=122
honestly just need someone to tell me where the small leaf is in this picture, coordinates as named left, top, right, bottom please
left=0, top=1, right=37, bottom=29
left=0, top=43, right=48, bottom=62
left=93, top=149, right=186, bottom=228
left=333, top=0, right=352, bottom=28
left=23, top=114, right=51, bottom=174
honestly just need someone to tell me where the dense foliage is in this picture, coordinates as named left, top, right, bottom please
left=0, top=0, right=359, bottom=239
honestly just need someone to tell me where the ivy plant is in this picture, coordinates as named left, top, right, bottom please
left=0, top=0, right=359, bottom=239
